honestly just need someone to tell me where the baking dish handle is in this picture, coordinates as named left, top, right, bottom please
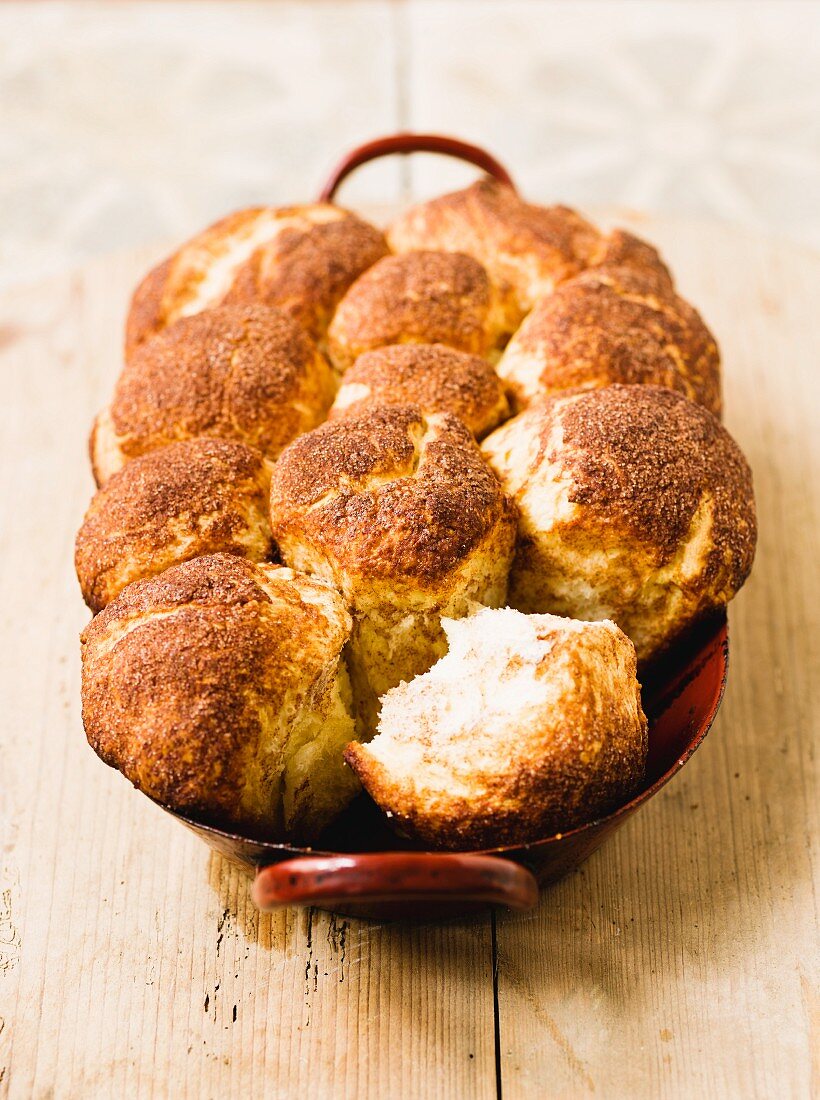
left=318, top=132, right=517, bottom=203
left=252, top=851, right=538, bottom=912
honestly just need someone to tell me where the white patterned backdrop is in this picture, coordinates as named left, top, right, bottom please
left=1, top=0, right=819, bottom=292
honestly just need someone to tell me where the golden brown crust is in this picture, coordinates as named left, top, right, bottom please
left=326, top=250, right=522, bottom=372
left=588, top=229, right=674, bottom=290
left=329, top=343, right=510, bottom=438
left=345, top=611, right=647, bottom=848
left=124, top=205, right=388, bottom=355
left=554, top=386, right=752, bottom=575
left=482, top=385, right=756, bottom=661
left=388, top=180, right=598, bottom=309
left=498, top=265, right=722, bottom=414
left=270, top=403, right=517, bottom=734
left=270, top=403, right=516, bottom=582
left=388, top=178, right=675, bottom=311
left=125, top=257, right=173, bottom=359
left=95, top=304, right=335, bottom=481
left=80, top=554, right=354, bottom=837
left=223, top=215, right=390, bottom=342
left=76, top=438, right=275, bottom=612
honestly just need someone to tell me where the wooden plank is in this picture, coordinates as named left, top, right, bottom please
left=494, top=219, right=820, bottom=1099
left=0, top=250, right=497, bottom=1100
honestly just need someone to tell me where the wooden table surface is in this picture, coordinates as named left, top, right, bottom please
left=0, top=214, right=817, bottom=1099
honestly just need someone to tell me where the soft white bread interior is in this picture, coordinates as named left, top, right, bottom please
left=80, top=554, right=359, bottom=840
left=345, top=607, right=648, bottom=849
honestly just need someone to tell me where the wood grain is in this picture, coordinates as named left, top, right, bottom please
left=494, top=217, right=820, bottom=1099
left=0, top=218, right=817, bottom=1099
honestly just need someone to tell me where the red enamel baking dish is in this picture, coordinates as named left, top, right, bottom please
left=157, top=136, right=730, bottom=921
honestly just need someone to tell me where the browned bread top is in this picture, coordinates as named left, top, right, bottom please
left=126, top=204, right=388, bottom=353
left=76, top=438, right=275, bottom=612
left=326, top=250, right=522, bottom=372
left=81, top=554, right=356, bottom=838
left=487, top=385, right=755, bottom=581
left=482, top=385, right=756, bottom=661
left=91, top=304, right=335, bottom=484
left=545, top=385, right=752, bottom=575
left=270, top=403, right=516, bottom=584
left=387, top=178, right=672, bottom=310
left=498, top=265, right=722, bottom=414
left=329, top=343, right=510, bottom=438
left=588, top=228, right=674, bottom=290
left=388, top=180, right=597, bottom=305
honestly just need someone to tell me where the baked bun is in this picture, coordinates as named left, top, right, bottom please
left=345, top=608, right=647, bottom=849
left=497, top=265, right=722, bottom=414
left=76, top=438, right=274, bottom=612
left=329, top=343, right=510, bottom=438
left=91, top=304, right=335, bottom=485
left=80, top=554, right=358, bottom=840
left=326, top=250, right=521, bottom=373
left=126, top=204, right=388, bottom=353
left=482, top=385, right=756, bottom=662
left=387, top=177, right=672, bottom=310
left=269, top=404, right=517, bottom=732
left=589, top=228, right=674, bottom=291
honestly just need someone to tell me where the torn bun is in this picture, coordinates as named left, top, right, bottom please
left=346, top=608, right=648, bottom=848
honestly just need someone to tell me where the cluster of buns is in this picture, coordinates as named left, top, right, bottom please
left=77, top=179, right=756, bottom=848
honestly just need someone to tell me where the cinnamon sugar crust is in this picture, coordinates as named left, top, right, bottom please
left=76, top=438, right=275, bottom=611
left=271, top=403, right=515, bottom=581
left=498, top=265, right=721, bottom=414
left=326, top=250, right=522, bottom=372
left=91, top=304, right=335, bottom=484
left=482, top=385, right=756, bottom=661
left=329, top=343, right=510, bottom=438
left=125, top=204, right=388, bottom=354
left=81, top=554, right=357, bottom=839
left=223, top=215, right=390, bottom=342
left=388, top=178, right=672, bottom=311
